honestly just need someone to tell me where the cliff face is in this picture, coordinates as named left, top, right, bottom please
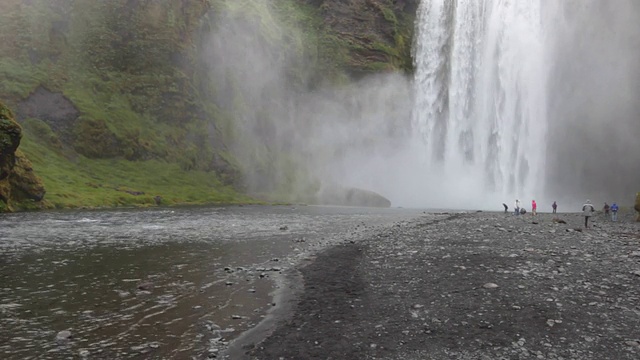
left=0, top=0, right=417, bottom=210
left=0, top=102, right=46, bottom=211
left=312, top=0, right=417, bottom=76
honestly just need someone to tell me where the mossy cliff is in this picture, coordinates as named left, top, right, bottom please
left=0, top=102, right=46, bottom=211
left=312, top=0, right=417, bottom=77
left=0, top=0, right=417, bottom=211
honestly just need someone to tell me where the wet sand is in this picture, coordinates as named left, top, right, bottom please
left=236, top=211, right=640, bottom=360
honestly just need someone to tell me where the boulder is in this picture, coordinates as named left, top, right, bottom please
left=9, top=150, right=46, bottom=202
left=315, top=185, right=391, bottom=208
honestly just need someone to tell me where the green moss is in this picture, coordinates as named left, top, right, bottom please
left=362, top=61, right=394, bottom=72
left=0, top=59, right=43, bottom=99
left=379, top=5, right=398, bottom=25
left=72, top=118, right=121, bottom=158
left=372, top=41, right=400, bottom=58
left=21, top=118, right=63, bottom=150
left=19, top=135, right=256, bottom=209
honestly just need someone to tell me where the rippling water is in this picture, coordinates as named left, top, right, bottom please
left=0, top=205, right=424, bottom=359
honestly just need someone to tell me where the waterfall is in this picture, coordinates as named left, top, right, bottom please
left=412, top=0, right=548, bottom=206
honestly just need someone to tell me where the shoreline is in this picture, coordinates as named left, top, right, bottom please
left=230, top=210, right=640, bottom=359
left=222, top=266, right=305, bottom=359
left=220, top=212, right=433, bottom=359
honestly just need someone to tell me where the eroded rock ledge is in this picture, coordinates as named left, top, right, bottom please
left=0, top=102, right=46, bottom=212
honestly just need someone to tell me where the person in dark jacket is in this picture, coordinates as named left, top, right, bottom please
left=552, top=201, right=557, bottom=214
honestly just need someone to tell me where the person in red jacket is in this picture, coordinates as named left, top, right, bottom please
left=531, top=200, right=537, bottom=216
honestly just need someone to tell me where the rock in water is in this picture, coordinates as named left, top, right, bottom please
left=483, top=283, right=499, bottom=289
left=56, top=330, right=72, bottom=341
left=137, top=281, right=154, bottom=291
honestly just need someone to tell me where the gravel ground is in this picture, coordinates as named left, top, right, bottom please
left=230, top=210, right=640, bottom=360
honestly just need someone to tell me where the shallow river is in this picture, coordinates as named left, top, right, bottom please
left=0, top=205, right=424, bottom=359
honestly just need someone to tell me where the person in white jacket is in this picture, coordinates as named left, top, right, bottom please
left=514, top=199, right=520, bottom=216
left=582, top=199, right=595, bottom=228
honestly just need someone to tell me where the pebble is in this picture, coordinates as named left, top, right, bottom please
left=55, top=330, right=72, bottom=341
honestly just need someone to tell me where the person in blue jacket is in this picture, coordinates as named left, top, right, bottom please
left=610, top=203, right=619, bottom=222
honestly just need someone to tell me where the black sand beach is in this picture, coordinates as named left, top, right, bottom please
left=226, top=210, right=640, bottom=359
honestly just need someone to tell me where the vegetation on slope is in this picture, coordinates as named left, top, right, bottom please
left=0, top=0, right=416, bottom=211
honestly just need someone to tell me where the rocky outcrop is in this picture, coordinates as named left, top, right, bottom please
left=0, top=102, right=46, bottom=212
left=17, top=87, right=80, bottom=144
left=0, top=102, right=22, bottom=209
left=9, top=150, right=46, bottom=203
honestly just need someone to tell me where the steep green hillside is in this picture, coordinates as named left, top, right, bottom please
left=0, top=0, right=416, bottom=211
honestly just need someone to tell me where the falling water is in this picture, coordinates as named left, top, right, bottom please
left=413, top=0, right=548, bottom=206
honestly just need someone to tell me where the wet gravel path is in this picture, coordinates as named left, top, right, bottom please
left=246, top=211, right=640, bottom=360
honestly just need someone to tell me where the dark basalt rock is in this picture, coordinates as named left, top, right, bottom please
left=316, top=185, right=391, bottom=208
left=16, top=86, right=80, bottom=144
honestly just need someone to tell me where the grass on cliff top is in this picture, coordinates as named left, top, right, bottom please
left=19, top=136, right=256, bottom=209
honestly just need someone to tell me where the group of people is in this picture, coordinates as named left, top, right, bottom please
left=503, top=199, right=620, bottom=229
left=505, top=199, right=541, bottom=216
left=602, top=202, right=620, bottom=221
left=582, top=201, right=619, bottom=228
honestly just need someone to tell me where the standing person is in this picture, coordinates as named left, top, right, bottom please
left=582, top=199, right=595, bottom=228
left=552, top=201, right=557, bottom=214
left=532, top=200, right=537, bottom=216
left=503, top=203, right=508, bottom=213
left=514, top=199, right=520, bottom=216
left=603, top=202, right=610, bottom=216
left=611, top=203, right=619, bottom=222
